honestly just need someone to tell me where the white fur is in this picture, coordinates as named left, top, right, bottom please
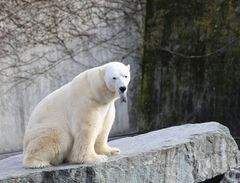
left=23, top=62, right=130, bottom=168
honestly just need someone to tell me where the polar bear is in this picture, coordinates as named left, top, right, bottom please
left=23, top=62, right=130, bottom=168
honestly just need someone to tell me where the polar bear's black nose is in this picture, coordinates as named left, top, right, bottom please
left=119, top=86, right=126, bottom=92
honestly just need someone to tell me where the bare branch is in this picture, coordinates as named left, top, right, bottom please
left=0, top=0, right=144, bottom=94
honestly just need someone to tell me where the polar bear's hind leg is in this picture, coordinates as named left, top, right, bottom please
left=23, top=128, right=71, bottom=168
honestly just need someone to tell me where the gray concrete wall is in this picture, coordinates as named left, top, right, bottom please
left=0, top=0, right=145, bottom=154
left=139, top=0, right=240, bottom=138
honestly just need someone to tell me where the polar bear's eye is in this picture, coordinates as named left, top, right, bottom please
left=112, top=77, right=116, bottom=80
left=124, top=76, right=128, bottom=78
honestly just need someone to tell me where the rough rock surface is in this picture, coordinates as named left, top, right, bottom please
left=0, top=122, right=239, bottom=183
left=221, top=166, right=240, bottom=183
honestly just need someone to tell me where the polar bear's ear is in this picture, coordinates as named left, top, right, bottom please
left=127, top=64, right=130, bottom=70
left=99, top=67, right=105, bottom=77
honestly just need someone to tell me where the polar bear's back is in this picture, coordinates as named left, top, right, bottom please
left=26, top=83, right=71, bottom=130
left=25, top=67, right=93, bottom=130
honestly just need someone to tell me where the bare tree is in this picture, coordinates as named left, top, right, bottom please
left=0, top=0, right=145, bottom=94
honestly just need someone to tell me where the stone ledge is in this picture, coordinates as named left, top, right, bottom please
left=0, top=122, right=239, bottom=183
left=221, top=166, right=240, bottom=182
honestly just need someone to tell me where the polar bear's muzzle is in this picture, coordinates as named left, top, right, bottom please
left=118, top=88, right=127, bottom=103
left=119, top=86, right=126, bottom=92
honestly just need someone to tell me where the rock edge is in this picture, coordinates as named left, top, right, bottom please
left=0, top=122, right=239, bottom=183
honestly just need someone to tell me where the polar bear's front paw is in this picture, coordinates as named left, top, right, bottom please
left=108, top=147, right=120, bottom=156
left=84, top=154, right=107, bottom=164
left=96, top=146, right=120, bottom=156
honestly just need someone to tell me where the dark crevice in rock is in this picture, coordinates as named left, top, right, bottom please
left=200, top=174, right=224, bottom=183
left=86, top=167, right=96, bottom=183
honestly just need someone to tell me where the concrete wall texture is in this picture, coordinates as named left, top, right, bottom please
left=2, top=0, right=240, bottom=155
left=0, top=0, right=145, bottom=154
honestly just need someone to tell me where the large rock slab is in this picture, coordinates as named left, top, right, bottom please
left=0, top=122, right=239, bottom=183
left=221, top=166, right=240, bottom=182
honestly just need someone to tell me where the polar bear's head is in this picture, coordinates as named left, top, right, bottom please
left=103, top=62, right=130, bottom=103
